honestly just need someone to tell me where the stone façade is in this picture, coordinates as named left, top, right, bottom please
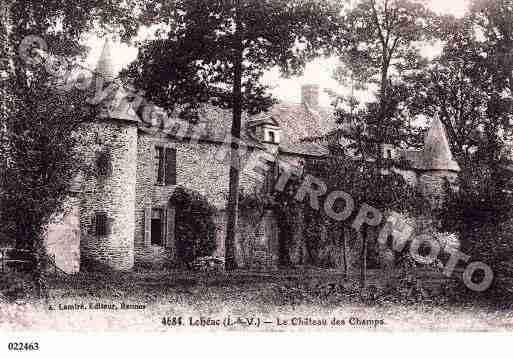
left=79, top=119, right=138, bottom=271
left=43, top=40, right=461, bottom=274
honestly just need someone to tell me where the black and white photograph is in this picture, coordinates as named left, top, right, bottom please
left=1, top=0, right=513, bottom=348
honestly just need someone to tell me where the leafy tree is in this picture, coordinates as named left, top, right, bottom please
left=0, top=0, right=141, bottom=298
left=170, top=187, right=217, bottom=265
left=7, top=0, right=140, bottom=91
left=331, top=0, right=433, bottom=162
left=441, top=159, right=513, bottom=300
left=402, top=14, right=513, bottom=164
left=470, top=0, right=513, bottom=96
left=304, top=155, right=426, bottom=289
left=124, top=0, right=340, bottom=269
left=468, top=0, right=513, bottom=164
left=1, top=75, right=97, bottom=297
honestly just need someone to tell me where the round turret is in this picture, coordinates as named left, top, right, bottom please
left=418, top=116, right=460, bottom=208
left=79, top=38, right=139, bottom=271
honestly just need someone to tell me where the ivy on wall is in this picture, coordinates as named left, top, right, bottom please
left=170, top=186, right=217, bottom=264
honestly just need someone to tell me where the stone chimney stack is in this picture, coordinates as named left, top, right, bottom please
left=301, top=84, right=320, bottom=108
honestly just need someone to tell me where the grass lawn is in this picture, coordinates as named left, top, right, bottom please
left=1, top=268, right=513, bottom=332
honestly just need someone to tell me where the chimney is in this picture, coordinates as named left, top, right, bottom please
left=301, top=84, right=319, bottom=108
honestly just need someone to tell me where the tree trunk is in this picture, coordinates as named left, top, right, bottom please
left=342, top=227, right=348, bottom=281
left=33, top=239, right=48, bottom=301
left=0, top=0, right=13, bottom=122
left=360, top=226, right=367, bottom=289
left=375, top=61, right=390, bottom=171
left=224, top=0, right=243, bottom=271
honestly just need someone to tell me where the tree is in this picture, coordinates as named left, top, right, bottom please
left=470, top=0, right=513, bottom=96
left=170, top=187, right=217, bottom=265
left=468, top=0, right=513, bottom=162
left=402, top=17, right=488, bottom=159
left=125, top=0, right=340, bottom=270
left=401, top=13, right=513, bottom=164
left=332, top=0, right=433, bottom=163
left=305, top=154, right=425, bottom=289
left=325, top=0, right=434, bottom=286
left=441, top=159, right=513, bottom=300
left=0, top=0, right=142, bottom=298
left=0, top=74, right=99, bottom=298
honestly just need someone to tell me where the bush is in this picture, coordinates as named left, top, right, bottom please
left=441, top=162, right=513, bottom=300
left=0, top=272, right=36, bottom=303
left=170, top=187, right=217, bottom=265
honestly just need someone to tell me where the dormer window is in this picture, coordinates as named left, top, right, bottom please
left=268, top=131, right=276, bottom=144
left=382, top=145, right=395, bottom=160
left=249, top=116, right=282, bottom=145
left=264, top=127, right=280, bottom=144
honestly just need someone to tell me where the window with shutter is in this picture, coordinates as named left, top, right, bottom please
left=165, top=148, right=176, bottom=185
left=155, top=146, right=165, bottom=185
left=155, top=146, right=176, bottom=186
left=166, top=207, right=175, bottom=252
left=95, top=212, right=108, bottom=236
left=151, top=208, right=164, bottom=246
left=268, top=131, right=275, bottom=143
left=96, top=150, right=112, bottom=177
left=144, top=207, right=152, bottom=246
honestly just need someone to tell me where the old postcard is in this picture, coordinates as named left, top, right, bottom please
left=1, top=0, right=513, bottom=350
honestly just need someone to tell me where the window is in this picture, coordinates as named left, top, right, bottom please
left=265, top=160, right=276, bottom=193
left=96, top=149, right=112, bottom=177
left=165, top=148, right=176, bottom=185
left=95, top=212, right=108, bottom=236
left=155, top=146, right=176, bottom=186
left=386, top=149, right=392, bottom=159
left=151, top=208, right=164, bottom=246
left=268, top=130, right=275, bottom=143
left=155, top=146, right=165, bottom=184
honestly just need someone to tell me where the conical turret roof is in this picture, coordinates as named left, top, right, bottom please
left=95, top=38, right=116, bottom=81
left=422, top=116, right=460, bottom=172
left=93, top=37, right=140, bottom=123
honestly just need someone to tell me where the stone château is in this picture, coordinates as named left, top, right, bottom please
left=44, top=39, right=460, bottom=273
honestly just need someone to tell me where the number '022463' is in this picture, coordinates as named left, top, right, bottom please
left=8, top=342, right=39, bottom=351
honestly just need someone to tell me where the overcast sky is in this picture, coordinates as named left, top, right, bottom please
left=82, top=0, right=469, bottom=107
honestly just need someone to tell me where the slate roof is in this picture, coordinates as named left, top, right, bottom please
left=195, top=104, right=263, bottom=148
left=399, top=149, right=423, bottom=169
left=139, top=101, right=334, bottom=157
left=268, top=103, right=335, bottom=144
left=96, top=38, right=116, bottom=82
left=95, top=38, right=140, bottom=123
left=263, top=102, right=334, bottom=157
left=397, top=117, right=460, bottom=172
left=95, top=38, right=333, bottom=156
left=420, top=117, right=460, bottom=172
left=138, top=103, right=264, bottom=149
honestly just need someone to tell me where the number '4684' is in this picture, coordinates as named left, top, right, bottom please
left=162, top=317, right=183, bottom=326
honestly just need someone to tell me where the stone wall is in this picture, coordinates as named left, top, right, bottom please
left=133, top=133, right=173, bottom=267
left=79, top=119, right=137, bottom=271
left=418, top=170, right=456, bottom=209
left=44, top=195, right=80, bottom=274
left=134, top=132, right=261, bottom=267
